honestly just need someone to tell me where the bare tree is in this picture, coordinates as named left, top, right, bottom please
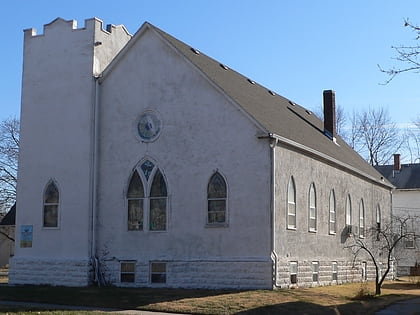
left=0, top=117, right=19, bottom=213
left=346, top=215, right=420, bottom=295
left=379, top=19, right=420, bottom=84
left=312, top=103, right=347, bottom=138
left=350, top=107, right=402, bottom=166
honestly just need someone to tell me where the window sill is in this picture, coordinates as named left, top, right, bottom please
left=329, top=232, right=336, bottom=236
left=309, top=229, right=317, bottom=233
left=206, top=223, right=229, bottom=228
left=287, top=227, right=297, bottom=231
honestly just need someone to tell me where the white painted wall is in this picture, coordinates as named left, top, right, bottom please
left=11, top=18, right=131, bottom=286
left=96, top=27, right=273, bottom=288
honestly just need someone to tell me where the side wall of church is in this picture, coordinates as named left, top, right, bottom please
left=273, top=145, right=393, bottom=288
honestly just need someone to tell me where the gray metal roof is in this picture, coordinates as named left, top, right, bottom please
left=375, top=164, right=420, bottom=189
left=107, top=22, right=392, bottom=188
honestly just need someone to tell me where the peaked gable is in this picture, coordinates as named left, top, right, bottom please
left=101, top=22, right=391, bottom=188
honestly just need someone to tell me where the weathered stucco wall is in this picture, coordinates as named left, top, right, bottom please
left=273, top=144, right=392, bottom=288
left=96, top=27, right=273, bottom=288
left=11, top=18, right=131, bottom=286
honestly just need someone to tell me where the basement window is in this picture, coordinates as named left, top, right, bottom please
left=312, top=261, right=319, bottom=282
left=290, top=261, right=298, bottom=284
left=120, top=262, right=136, bottom=283
left=332, top=262, right=338, bottom=281
left=151, top=262, right=167, bottom=284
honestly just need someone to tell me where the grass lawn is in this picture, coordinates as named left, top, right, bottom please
left=0, top=278, right=419, bottom=314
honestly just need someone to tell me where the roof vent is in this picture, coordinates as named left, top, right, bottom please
left=247, top=78, right=256, bottom=84
left=268, top=90, right=276, bottom=96
left=220, top=63, right=229, bottom=70
left=190, top=47, right=200, bottom=55
left=306, top=110, right=312, bottom=115
left=288, top=101, right=296, bottom=106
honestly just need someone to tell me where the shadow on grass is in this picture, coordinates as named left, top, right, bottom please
left=382, top=281, right=420, bottom=291
left=0, top=285, right=240, bottom=310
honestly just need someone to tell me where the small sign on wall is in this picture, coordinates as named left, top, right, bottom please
left=20, top=225, right=33, bottom=248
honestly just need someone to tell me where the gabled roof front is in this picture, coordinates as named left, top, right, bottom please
left=375, top=164, right=420, bottom=189
left=102, top=22, right=392, bottom=189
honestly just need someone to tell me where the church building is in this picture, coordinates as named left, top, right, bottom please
left=10, top=18, right=393, bottom=289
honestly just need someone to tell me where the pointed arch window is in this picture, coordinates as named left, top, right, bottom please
left=43, top=181, right=59, bottom=228
left=329, top=189, right=336, bottom=234
left=345, top=194, right=352, bottom=227
left=207, top=172, right=227, bottom=224
left=127, top=159, right=168, bottom=231
left=127, top=171, right=144, bottom=231
left=287, top=177, right=296, bottom=230
left=308, top=183, right=317, bottom=232
left=359, top=199, right=365, bottom=238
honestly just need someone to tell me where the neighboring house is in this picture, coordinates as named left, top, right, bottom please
left=375, top=154, right=420, bottom=276
left=0, top=203, right=16, bottom=267
left=10, top=17, right=393, bottom=289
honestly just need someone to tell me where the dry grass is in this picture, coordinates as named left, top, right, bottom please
left=0, top=278, right=419, bottom=314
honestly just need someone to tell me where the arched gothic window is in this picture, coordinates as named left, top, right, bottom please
left=308, top=183, right=317, bottom=232
left=359, top=199, right=365, bottom=238
left=127, top=160, right=167, bottom=231
left=127, top=171, right=144, bottom=231
left=345, top=194, right=352, bottom=226
left=329, top=189, right=336, bottom=234
left=207, top=172, right=227, bottom=224
left=43, top=181, right=59, bottom=228
left=287, top=177, right=296, bottom=230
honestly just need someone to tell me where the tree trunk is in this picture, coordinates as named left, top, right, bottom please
left=375, top=281, right=381, bottom=295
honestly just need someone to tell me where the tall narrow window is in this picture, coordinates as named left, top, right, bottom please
left=127, top=171, right=144, bottom=231
left=345, top=194, right=352, bottom=226
left=359, top=200, right=365, bottom=238
left=43, top=181, right=59, bottom=228
left=287, top=177, right=296, bottom=230
left=308, top=183, right=317, bottom=232
left=127, top=160, right=168, bottom=232
left=376, top=204, right=381, bottom=231
left=150, top=169, right=167, bottom=231
left=207, top=172, right=227, bottom=224
left=329, top=190, right=336, bottom=234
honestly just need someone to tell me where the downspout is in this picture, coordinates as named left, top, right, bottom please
left=270, top=136, right=279, bottom=288
left=90, top=75, right=100, bottom=285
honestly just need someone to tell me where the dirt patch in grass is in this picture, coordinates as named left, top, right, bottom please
left=0, top=280, right=419, bottom=314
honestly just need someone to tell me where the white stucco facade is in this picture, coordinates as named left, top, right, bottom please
left=11, top=18, right=393, bottom=288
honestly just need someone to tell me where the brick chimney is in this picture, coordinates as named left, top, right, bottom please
left=323, top=90, right=336, bottom=139
left=394, top=154, right=401, bottom=171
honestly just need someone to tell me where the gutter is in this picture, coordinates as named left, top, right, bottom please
left=259, top=133, right=393, bottom=190
left=269, top=137, right=279, bottom=288
left=90, top=75, right=100, bottom=284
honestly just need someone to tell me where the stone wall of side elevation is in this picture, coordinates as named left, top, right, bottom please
left=9, top=257, right=91, bottom=287
left=101, top=259, right=272, bottom=289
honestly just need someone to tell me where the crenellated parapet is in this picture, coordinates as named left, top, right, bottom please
left=23, top=17, right=131, bottom=40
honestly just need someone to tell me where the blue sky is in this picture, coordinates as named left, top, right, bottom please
left=1, top=0, right=420, bottom=126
